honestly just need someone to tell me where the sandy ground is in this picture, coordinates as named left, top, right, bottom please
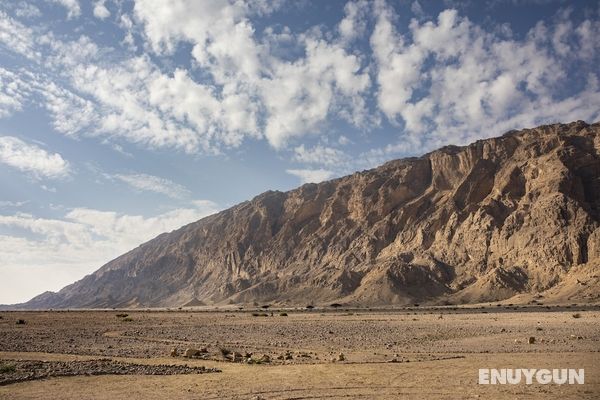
left=0, top=306, right=598, bottom=399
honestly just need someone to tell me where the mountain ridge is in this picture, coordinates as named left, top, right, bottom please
left=8, top=120, right=600, bottom=309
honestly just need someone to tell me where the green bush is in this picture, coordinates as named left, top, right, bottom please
left=0, top=363, right=16, bottom=374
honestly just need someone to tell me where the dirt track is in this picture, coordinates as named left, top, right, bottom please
left=0, top=307, right=598, bottom=399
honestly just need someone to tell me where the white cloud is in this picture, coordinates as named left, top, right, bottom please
left=338, top=0, right=370, bottom=43
left=261, top=36, right=370, bottom=148
left=338, top=135, right=351, bottom=145
left=14, top=2, right=42, bottom=19
left=48, top=0, right=81, bottom=19
left=286, top=168, right=334, bottom=184
left=114, top=173, right=190, bottom=199
left=0, top=136, right=70, bottom=179
left=0, top=200, right=220, bottom=304
left=293, top=144, right=349, bottom=166
left=133, top=0, right=370, bottom=150
left=0, top=68, right=31, bottom=118
left=2, top=0, right=367, bottom=155
left=0, top=200, right=28, bottom=208
left=411, top=1, right=425, bottom=18
left=370, top=2, right=600, bottom=150
left=0, top=11, right=39, bottom=60
left=93, top=0, right=110, bottom=19
left=0, top=0, right=598, bottom=161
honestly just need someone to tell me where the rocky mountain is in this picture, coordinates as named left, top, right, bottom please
left=16, top=121, right=600, bottom=308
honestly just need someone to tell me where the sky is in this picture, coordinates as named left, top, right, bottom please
left=0, top=0, right=599, bottom=304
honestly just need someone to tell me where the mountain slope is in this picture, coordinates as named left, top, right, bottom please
left=19, top=121, right=600, bottom=308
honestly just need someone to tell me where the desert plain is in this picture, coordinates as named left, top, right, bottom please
left=0, top=305, right=598, bottom=399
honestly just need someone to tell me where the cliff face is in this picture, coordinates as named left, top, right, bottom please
left=22, top=121, right=600, bottom=308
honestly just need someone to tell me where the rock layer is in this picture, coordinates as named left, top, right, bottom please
left=19, top=121, right=600, bottom=308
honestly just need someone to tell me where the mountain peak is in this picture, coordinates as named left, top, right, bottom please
left=13, top=121, right=600, bottom=309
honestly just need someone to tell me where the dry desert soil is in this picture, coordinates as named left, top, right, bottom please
left=0, top=306, right=599, bottom=399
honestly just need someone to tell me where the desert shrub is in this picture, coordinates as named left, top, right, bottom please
left=0, top=363, right=16, bottom=374
left=15, top=319, right=26, bottom=325
left=219, top=348, right=231, bottom=357
left=572, top=313, right=581, bottom=319
left=279, top=312, right=288, bottom=316
left=305, top=305, right=314, bottom=310
left=115, top=313, right=128, bottom=318
left=121, top=317, right=134, bottom=322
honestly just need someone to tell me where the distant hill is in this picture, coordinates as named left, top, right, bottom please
left=10, top=121, right=600, bottom=309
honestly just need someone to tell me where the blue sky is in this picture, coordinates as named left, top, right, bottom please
left=0, top=0, right=599, bottom=304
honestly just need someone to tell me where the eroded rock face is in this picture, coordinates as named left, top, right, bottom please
left=20, top=121, right=600, bottom=308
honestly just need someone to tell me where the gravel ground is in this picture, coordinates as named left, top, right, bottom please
left=0, top=359, right=220, bottom=386
left=1, top=307, right=598, bottom=363
left=0, top=307, right=598, bottom=399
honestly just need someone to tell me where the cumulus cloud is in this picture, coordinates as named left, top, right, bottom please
left=0, top=68, right=31, bottom=118
left=286, top=168, right=335, bottom=184
left=0, top=200, right=220, bottom=304
left=338, top=0, right=370, bottom=43
left=48, top=0, right=81, bottom=19
left=293, top=144, right=349, bottom=166
left=114, top=173, right=191, bottom=199
left=370, top=2, right=600, bottom=151
left=0, top=10, right=39, bottom=60
left=0, top=0, right=598, bottom=161
left=261, top=36, right=370, bottom=148
left=14, top=2, right=42, bottom=19
left=133, top=0, right=370, bottom=149
left=93, top=0, right=110, bottom=20
left=0, top=136, right=70, bottom=179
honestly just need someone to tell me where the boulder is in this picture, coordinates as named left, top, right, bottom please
left=184, top=348, right=200, bottom=358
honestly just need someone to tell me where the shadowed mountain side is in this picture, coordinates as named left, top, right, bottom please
left=12, top=121, right=600, bottom=309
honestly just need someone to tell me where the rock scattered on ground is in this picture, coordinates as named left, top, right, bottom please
left=0, top=359, right=220, bottom=386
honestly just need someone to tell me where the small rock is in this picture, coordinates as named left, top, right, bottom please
left=184, top=348, right=200, bottom=358
left=259, top=354, right=271, bottom=363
